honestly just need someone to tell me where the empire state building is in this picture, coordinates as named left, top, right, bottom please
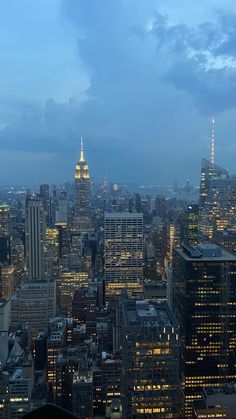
left=74, top=136, right=91, bottom=232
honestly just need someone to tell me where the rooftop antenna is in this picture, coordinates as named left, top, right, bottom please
left=211, top=117, right=215, bottom=164
left=79, top=135, right=85, bottom=162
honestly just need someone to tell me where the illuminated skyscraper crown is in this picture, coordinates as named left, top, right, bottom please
left=75, top=136, right=90, bottom=180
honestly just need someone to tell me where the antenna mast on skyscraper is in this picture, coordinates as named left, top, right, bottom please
left=80, top=135, right=85, bottom=162
left=211, top=117, right=215, bottom=164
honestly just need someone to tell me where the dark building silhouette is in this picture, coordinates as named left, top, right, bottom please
left=173, top=243, right=236, bottom=418
left=180, top=204, right=199, bottom=246
left=0, top=236, right=11, bottom=264
left=25, top=196, right=45, bottom=279
left=34, top=332, right=47, bottom=372
left=40, top=184, right=50, bottom=226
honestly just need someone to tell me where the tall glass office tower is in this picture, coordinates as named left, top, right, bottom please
left=173, top=243, right=236, bottom=418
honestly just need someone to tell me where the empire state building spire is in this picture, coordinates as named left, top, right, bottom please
left=74, top=136, right=91, bottom=232
left=79, top=135, right=85, bottom=162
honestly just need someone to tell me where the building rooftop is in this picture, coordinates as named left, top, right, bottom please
left=122, top=299, right=178, bottom=328
left=105, top=212, right=143, bottom=219
left=176, top=243, right=236, bottom=261
left=73, top=370, right=92, bottom=384
left=48, top=318, right=67, bottom=339
left=73, top=324, right=86, bottom=334
left=205, top=384, right=236, bottom=396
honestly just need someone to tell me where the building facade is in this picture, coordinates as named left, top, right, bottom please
left=104, top=212, right=143, bottom=298
left=121, top=299, right=181, bottom=418
left=25, top=196, right=45, bottom=279
left=173, top=244, right=236, bottom=418
left=11, top=278, right=56, bottom=336
left=198, top=159, right=235, bottom=240
left=0, top=204, right=11, bottom=236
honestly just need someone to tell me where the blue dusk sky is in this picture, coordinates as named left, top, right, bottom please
left=1, top=0, right=236, bottom=185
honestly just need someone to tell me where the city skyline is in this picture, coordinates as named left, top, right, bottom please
left=0, top=131, right=228, bottom=189
left=2, top=2, right=236, bottom=418
left=1, top=1, right=236, bottom=184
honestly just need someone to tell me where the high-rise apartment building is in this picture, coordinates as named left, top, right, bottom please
left=121, top=299, right=181, bottom=418
left=173, top=244, right=236, bottom=418
left=104, top=212, right=143, bottom=298
left=74, top=137, right=91, bottom=232
left=25, top=196, right=45, bottom=279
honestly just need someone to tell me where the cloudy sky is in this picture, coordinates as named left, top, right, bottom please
left=1, top=0, right=236, bottom=185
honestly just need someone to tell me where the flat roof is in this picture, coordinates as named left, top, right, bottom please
left=122, top=299, right=178, bottom=329
left=175, top=245, right=236, bottom=261
left=105, top=212, right=143, bottom=219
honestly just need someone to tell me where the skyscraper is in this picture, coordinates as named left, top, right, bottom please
left=104, top=212, right=143, bottom=298
left=0, top=236, right=11, bottom=264
left=121, top=299, right=181, bottom=418
left=180, top=204, right=199, bottom=246
left=74, top=137, right=91, bottom=232
left=56, top=191, right=68, bottom=226
left=25, top=196, right=45, bottom=279
left=44, top=228, right=59, bottom=278
left=0, top=203, right=11, bottom=236
left=72, top=371, right=93, bottom=419
left=1, top=264, right=14, bottom=299
left=198, top=159, right=229, bottom=239
left=199, top=159, right=228, bottom=209
left=11, top=277, right=56, bottom=336
left=40, top=183, right=51, bottom=226
left=173, top=243, right=236, bottom=418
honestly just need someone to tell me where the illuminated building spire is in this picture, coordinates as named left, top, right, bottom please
left=74, top=135, right=91, bottom=232
left=79, top=135, right=85, bottom=162
left=211, top=117, right=215, bottom=164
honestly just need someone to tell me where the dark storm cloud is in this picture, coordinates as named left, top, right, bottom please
left=63, top=1, right=236, bottom=115
left=62, top=1, right=236, bottom=181
left=0, top=98, right=123, bottom=158
left=1, top=1, right=236, bottom=183
left=144, top=12, right=236, bottom=113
